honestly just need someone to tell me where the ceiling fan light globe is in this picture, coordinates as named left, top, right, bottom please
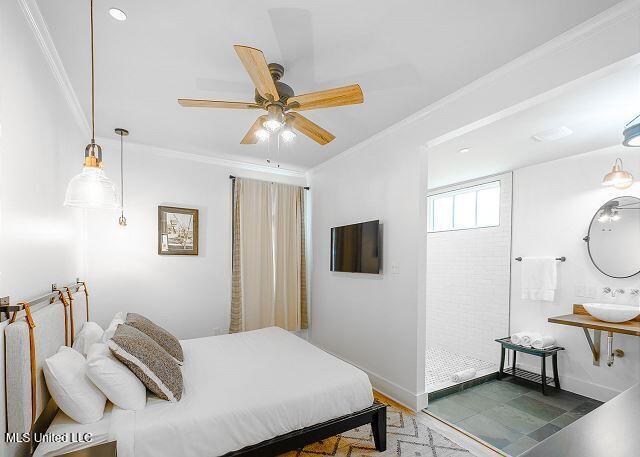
left=281, top=129, right=296, bottom=143
left=263, top=119, right=282, bottom=133
left=255, top=128, right=270, bottom=141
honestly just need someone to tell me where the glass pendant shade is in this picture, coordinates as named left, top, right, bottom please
left=64, top=166, right=119, bottom=209
left=602, top=158, right=633, bottom=189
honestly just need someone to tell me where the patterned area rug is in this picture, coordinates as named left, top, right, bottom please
left=282, top=399, right=474, bottom=457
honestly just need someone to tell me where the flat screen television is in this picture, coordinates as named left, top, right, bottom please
left=330, top=220, right=381, bottom=273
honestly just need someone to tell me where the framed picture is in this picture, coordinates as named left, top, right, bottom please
left=158, top=206, right=199, bottom=255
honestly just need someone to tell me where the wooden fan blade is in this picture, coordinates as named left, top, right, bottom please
left=241, top=116, right=267, bottom=144
left=233, top=45, right=279, bottom=101
left=287, top=84, right=363, bottom=111
left=287, top=112, right=335, bottom=145
left=178, top=99, right=261, bottom=109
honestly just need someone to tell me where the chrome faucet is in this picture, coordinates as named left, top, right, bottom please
left=602, top=287, right=626, bottom=298
left=612, top=288, right=625, bottom=298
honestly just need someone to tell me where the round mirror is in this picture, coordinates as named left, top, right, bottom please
left=586, top=196, right=640, bottom=278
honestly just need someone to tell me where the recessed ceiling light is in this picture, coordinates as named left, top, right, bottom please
left=108, top=8, right=127, bottom=21
left=459, top=147, right=470, bottom=154
left=531, top=126, right=573, bottom=142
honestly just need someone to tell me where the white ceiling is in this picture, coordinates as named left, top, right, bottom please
left=427, top=64, right=640, bottom=189
left=37, top=0, right=623, bottom=170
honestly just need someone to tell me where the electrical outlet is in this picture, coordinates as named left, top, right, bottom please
left=575, top=285, right=586, bottom=298
left=391, top=264, right=400, bottom=274
left=586, top=286, right=598, bottom=299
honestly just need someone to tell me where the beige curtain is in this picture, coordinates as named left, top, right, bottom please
left=274, top=183, right=301, bottom=330
left=229, top=178, right=307, bottom=333
left=229, top=181, right=243, bottom=333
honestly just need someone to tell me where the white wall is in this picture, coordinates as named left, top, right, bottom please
left=308, top=132, right=428, bottom=410
left=0, top=1, right=86, bottom=456
left=511, top=145, right=640, bottom=401
left=84, top=140, right=306, bottom=339
left=426, top=173, right=512, bottom=364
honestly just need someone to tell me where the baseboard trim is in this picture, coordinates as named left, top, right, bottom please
left=312, top=343, right=425, bottom=411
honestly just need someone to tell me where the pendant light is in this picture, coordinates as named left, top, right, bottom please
left=623, top=114, right=640, bottom=147
left=64, top=0, right=119, bottom=209
left=602, top=158, right=634, bottom=189
left=115, top=128, right=129, bottom=226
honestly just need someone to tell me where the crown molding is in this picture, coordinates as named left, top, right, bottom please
left=96, top=136, right=307, bottom=178
left=309, top=0, right=640, bottom=175
left=21, top=0, right=308, bottom=177
left=19, top=0, right=90, bottom=136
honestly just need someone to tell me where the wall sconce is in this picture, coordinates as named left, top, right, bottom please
left=602, top=158, right=633, bottom=189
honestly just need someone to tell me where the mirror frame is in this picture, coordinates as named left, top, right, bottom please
left=584, top=195, right=640, bottom=279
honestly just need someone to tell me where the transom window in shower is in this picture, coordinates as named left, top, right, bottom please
left=427, top=181, right=500, bottom=232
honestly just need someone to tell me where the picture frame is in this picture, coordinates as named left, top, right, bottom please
left=158, top=206, right=199, bottom=255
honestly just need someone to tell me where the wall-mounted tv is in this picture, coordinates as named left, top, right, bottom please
left=330, top=220, right=381, bottom=274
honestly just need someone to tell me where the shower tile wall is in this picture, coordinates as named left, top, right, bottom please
left=426, top=173, right=512, bottom=366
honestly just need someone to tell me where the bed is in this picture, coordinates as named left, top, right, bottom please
left=4, top=293, right=386, bottom=457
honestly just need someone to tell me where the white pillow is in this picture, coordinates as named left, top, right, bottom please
left=101, top=312, right=126, bottom=342
left=73, top=322, right=104, bottom=357
left=86, top=343, right=147, bottom=411
left=43, top=346, right=106, bottom=424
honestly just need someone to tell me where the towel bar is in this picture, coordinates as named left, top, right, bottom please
left=515, top=257, right=566, bottom=262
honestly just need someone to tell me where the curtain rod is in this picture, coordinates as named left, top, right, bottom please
left=229, top=175, right=309, bottom=190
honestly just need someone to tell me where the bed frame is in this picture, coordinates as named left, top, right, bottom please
left=224, top=401, right=387, bottom=456
left=3, top=283, right=387, bottom=456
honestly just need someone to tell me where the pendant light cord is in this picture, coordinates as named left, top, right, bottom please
left=120, top=133, right=124, bottom=212
left=626, top=113, right=640, bottom=127
left=90, top=0, right=95, bottom=142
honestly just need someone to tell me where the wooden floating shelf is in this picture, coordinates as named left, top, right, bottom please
left=548, top=304, right=640, bottom=337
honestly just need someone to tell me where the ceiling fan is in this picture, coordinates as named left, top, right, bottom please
left=178, top=45, right=364, bottom=146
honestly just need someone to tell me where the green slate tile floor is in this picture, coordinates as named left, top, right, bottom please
left=424, top=378, right=603, bottom=456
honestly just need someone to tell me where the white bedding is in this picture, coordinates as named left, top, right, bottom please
left=36, top=327, right=373, bottom=457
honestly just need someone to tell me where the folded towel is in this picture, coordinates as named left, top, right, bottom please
left=510, top=332, right=527, bottom=345
left=521, top=332, right=542, bottom=348
left=451, top=368, right=477, bottom=383
left=532, top=335, right=556, bottom=350
left=521, top=257, right=558, bottom=302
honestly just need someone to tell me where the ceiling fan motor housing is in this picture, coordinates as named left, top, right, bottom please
left=254, top=63, right=294, bottom=105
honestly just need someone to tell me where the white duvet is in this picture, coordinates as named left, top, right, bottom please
left=36, top=327, right=374, bottom=457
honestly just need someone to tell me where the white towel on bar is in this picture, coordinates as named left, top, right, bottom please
left=451, top=368, right=477, bottom=383
left=520, top=332, right=542, bottom=348
left=510, top=332, right=527, bottom=345
left=532, top=335, right=556, bottom=350
left=521, top=257, right=558, bottom=302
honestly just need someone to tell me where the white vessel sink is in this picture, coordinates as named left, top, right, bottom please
left=583, top=303, right=640, bottom=323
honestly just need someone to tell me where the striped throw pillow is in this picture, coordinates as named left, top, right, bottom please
left=108, top=324, right=182, bottom=402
